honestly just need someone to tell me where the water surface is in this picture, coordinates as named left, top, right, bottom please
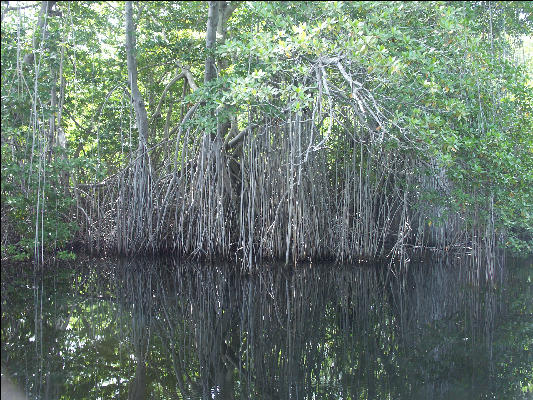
left=1, top=256, right=532, bottom=399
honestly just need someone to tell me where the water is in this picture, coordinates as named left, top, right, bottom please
left=1, top=256, right=532, bottom=399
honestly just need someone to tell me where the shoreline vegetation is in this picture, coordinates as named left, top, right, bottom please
left=1, top=2, right=532, bottom=270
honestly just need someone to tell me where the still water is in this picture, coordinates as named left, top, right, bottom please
left=1, top=256, right=532, bottom=399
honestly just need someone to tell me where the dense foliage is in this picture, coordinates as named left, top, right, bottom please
left=1, top=1, right=532, bottom=264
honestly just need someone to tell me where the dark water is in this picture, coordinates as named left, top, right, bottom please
left=1, top=256, right=532, bottom=400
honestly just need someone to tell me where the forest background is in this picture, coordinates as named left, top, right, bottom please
left=1, top=1, right=532, bottom=267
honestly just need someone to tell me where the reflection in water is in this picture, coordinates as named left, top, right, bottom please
left=1, top=256, right=531, bottom=399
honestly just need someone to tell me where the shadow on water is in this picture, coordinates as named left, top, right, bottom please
left=1, top=255, right=532, bottom=399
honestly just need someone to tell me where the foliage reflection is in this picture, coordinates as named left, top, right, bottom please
left=1, top=257, right=531, bottom=399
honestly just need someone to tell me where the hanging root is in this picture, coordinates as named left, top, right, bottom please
left=74, top=56, right=494, bottom=270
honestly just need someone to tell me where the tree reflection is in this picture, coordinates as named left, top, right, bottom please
left=1, top=256, right=531, bottom=399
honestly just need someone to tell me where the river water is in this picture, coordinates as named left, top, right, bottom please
left=1, top=255, right=531, bottom=399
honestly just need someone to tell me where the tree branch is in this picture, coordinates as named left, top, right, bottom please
left=150, top=69, right=184, bottom=125
left=176, top=62, right=198, bottom=91
left=225, top=126, right=250, bottom=150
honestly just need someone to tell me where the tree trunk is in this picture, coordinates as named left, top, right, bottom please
left=216, top=1, right=238, bottom=70
left=125, top=1, right=149, bottom=147
left=128, top=354, right=146, bottom=400
left=121, top=1, right=153, bottom=254
left=204, top=1, right=219, bottom=84
left=48, top=70, right=57, bottom=159
left=57, top=39, right=66, bottom=149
